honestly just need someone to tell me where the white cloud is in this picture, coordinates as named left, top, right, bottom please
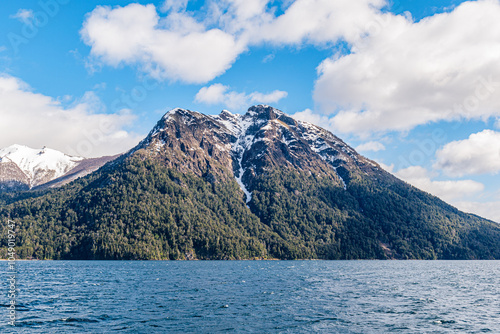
left=315, top=0, right=500, bottom=135
left=201, top=0, right=386, bottom=47
left=10, top=9, right=34, bottom=24
left=434, top=130, right=500, bottom=177
left=195, top=84, right=246, bottom=110
left=81, top=4, right=245, bottom=83
left=79, top=1, right=500, bottom=138
left=195, top=84, right=229, bottom=105
left=250, top=90, right=288, bottom=104
left=0, top=75, right=142, bottom=158
left=211, top=0, right=387, bottom=47
left=160, top=0, right=189, bottom=13
left=211, top=0, right=274, bottom=37
left=195, top=84, right=287, bottom=110
left=394, top=166, right=484, bottom=202
left=292, top=108, right=332, bottom=128
left=378, top=162, right=394, bottom=173
left=389, top=165, right=499, bottom=222
left=262, top=53, right=275, bottom=63
left=81, top=0, right=389, bottom=84
left=250, top=0, right=386, bottom=45
left=356, top=141, right=386, bottom=152
left=454, top=201, right=500, bottom=223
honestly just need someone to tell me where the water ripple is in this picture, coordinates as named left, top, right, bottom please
left=0, top=260, right=499, bottom=333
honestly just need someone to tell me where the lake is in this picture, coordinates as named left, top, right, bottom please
left=1, top=260, right=499, bottom=333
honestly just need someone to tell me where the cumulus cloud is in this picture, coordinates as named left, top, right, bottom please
left=454, top=201, right=500, bottom=223
left=81, top=4, right=245, bottom=83
left=195, top=84, right=230, bottom=105
left=0, top=75, right=142, bottom=158
left=195, top=83, right=287, bottom=110
left=210, top=0, right=386, bottom=45
left=377, top=163, right=498, bottom=222
left=81, top=0, right=389, bottom=84
left=394, top=166, right=484, bottom=202
left=250, top=90, right=288, bottom=104
left=80, top=0, right=500, bottom=125
left=292, top=108, right=333, bottom=128
left=315, top=0, right=500, bottom=135
left=250, top=0, right=386, bottom=45
left=356, top=141, right=386, bottom=152
left=434, top=130, right=500, bottom=177
left=10, top=9, right=34, bottom=24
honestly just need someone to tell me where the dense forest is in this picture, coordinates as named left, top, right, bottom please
left=1, top=152, right=499, bottom=260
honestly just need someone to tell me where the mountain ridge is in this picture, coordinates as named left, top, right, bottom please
left=1, top=105, right=499, bottom=260
left=138, top=105, right=385, bottom=203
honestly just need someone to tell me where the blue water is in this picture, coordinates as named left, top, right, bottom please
left=1, top=261, right=499, bottom=333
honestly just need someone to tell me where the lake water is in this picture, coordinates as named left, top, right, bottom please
left=1, top=260, right=499, bottom=333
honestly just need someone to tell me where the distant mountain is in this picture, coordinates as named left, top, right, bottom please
left=1, top=106, right=499, bottom=260
left=0, top=145, right=117, bottom=192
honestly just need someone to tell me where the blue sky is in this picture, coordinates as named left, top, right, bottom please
left=1, top=0, right=499, bottom=222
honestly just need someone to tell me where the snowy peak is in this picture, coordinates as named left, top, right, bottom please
left=143, top=107, right=235, bottom=149
left=246, top=105, right=284, bottom=120
left=0, top=144, right=83, bottom=184
left=218, top=106, right=371, bottom=200
left=163, top=107, right=198, bottom=121
left=0, top=145, right=116, bottom=192
left=213, top=110, right=242, bottom=135
left=136, top=105, right=384, bottom=204
left=219, top=109, right=237, bottom=120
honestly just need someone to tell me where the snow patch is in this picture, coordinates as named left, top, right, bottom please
left=221, top=113, right=270, bottom=204
left=333, top=167, right=347, bottom=190
left=281, top=134, right=297, bottom=146
left=232, top=116, right=256, bottom=204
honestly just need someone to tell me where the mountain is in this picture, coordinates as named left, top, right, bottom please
left=0, top=144, right=117, bottom=192
left=1, top=105, right=499, bottom=260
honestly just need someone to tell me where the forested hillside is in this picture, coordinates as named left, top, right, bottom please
left=1, top=106, right=499, bottom=260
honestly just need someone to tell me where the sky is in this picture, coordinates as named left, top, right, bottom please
left=0, top=0, right=499, bottom=222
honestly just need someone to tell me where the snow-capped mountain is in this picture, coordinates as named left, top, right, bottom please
left=4, top=105, right=500, bottom=260
left=0, top=144, right=117, bottom=192
left=0, top=145, right=83, bottom=188
left=137, top=105, right=383, bottom=204
left=214, top=106, right=368, bottom=197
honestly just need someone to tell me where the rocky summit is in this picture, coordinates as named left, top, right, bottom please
left=1, top=106, right=500, bottom=260
left=135, top=105, right=382, bottom=202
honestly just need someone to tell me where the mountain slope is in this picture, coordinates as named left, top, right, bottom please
left=0, top=145, right=117, bottom=192
left=1, top=106, right=499, bottom=260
